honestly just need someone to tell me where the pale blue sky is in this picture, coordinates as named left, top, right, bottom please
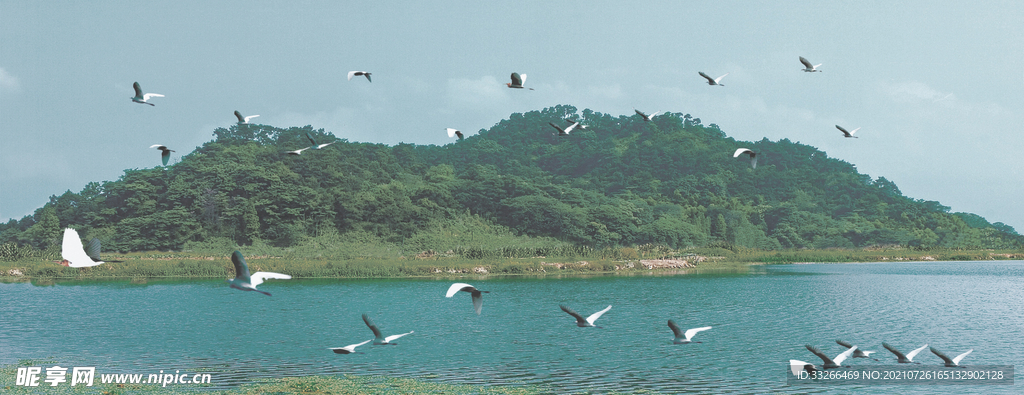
left=2, top=1, right=1023, bottom=231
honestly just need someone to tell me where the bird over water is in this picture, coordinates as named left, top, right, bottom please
left=226, top=250, right=291, bottom=296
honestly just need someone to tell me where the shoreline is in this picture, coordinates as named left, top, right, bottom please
left=2, top=252, right=1022, bottom=282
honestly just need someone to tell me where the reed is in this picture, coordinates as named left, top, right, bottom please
left=2, top=238, right=1020, bottom=280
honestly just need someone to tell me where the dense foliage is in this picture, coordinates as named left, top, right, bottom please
left=2, top=105, right=1020, bottom=253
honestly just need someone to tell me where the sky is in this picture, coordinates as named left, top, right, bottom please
left=2, top=1, right=1023, bottom=232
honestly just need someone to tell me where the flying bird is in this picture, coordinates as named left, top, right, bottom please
left=85, top=238, right=123, bottom=263
left=548, top=121, right=581, bottom=136
left=362, top=313, right=413, bottom=345
left=130, top=82, right=164, bottom=106
left=699, top=72, right=728, bottom=86
left=806, top=344, right=857, bottom=369
left=564, top=118, right=589, bottom=129
left=667, top=320, right=711, bottom=344
left=507, top=72, right=534, bottom=90
left=348, top=71, right=372, bottom=82
left=835, top=125, right=860, bottom=138
left=226, top=250, right=291, bottom=296
left=305, top=132, right=335, bottom=150
left=329, top=339, right=372, bottom=355
left=930, top=347, right=972, bottom=367
left=61, top=228, right=104, bottom=267
left=560, top=305, right=612, bottom=327
left=799, top=56, right=822, bottom=72
left=836, top=340, right=877, bottom=359
left=882, top=342, right=928, bottom=364
left=234, top=111, right=259, bottom=124
left=150, top=145, right=175, bottom=166
left=789, top=360, right=819, bottom=375
left=634, top=109, right=660, bottom=122
left=446, top=128, right=464, bottom=140
left=733, top=148, right=757, bottom=169
left=285, top=147, right=311, bottom=156
left=445, top=283, right=489, bottom=314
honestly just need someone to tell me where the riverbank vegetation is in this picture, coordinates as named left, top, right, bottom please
left=3, top=106, right=1022, bottom=262
left=2, top=233, right=1020, bottom=280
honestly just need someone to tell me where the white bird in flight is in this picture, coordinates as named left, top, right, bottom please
left=836, top=340, right=877, bottom=359
left=329, top=339, right=372, bottom=354
left=507, top=72, right=534, bottom=90
left=560, top=305, right=612, bottom=327
left=634, top=109, right=660, bottom=122
left=285, top=147, right=311, bottom=156
left=789, top=359, right=819, bottom=375
left=699, top=72, right=728, bottom=86
left=446, top=283, right=489, bottom=314
left=84, top=237, right=122, bottom=263
left=131, top=82, right=164, bottom=106
left=234, top=111, right=259, bottom=124
left=667, top=320, right=711, bottom=344
left=362, top=313, right=413, bottom=345
left=805, top=344, right=857, bottom=369
left=226, top=250, right=291, bottom=296
left=548, top=121, right=581, bottom=136
left=150, top=145, right=175, bottom=166
left=446, top=128, right=464, bottom=140
left=799, top=56, right=822, bottom=72
left=835, top=125, right=860, bottom=138
left=348, top=71, right=372, bottom=82
left=305, top=132, right=335, bottom=150
left=564, top=118, right=589, bottom=129
left=733, top=148, right=757, bottom=169
left=882, top=342, right=928, bottom=364
left=62, top=228, right=104, bottom=267
left=930, top=347, right=972, bottom=367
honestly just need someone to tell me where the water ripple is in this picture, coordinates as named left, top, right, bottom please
left=2, top=261, right=1022, bottom=394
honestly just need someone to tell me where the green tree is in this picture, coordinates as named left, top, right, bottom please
left=23, top=206, right=62, bottom=249
left=713, top=214, right=727, bottom=240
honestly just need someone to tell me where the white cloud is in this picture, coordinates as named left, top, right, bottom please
left=273, top=106, right=366, bottom=141
left=887, top=81, right=953, bottom=103
left=445, top=75, right=511, bottom=111
left=584, top=83, right=624, bottom=101
left=884, top=80, right=1006, bottom=116
left=0, top=67, right=20, bottom=93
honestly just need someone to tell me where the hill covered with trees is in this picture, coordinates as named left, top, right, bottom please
left=2, top=105, right=1021, bottom=254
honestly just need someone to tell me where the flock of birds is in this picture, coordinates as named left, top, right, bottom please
left=790, top=341, right=975, bottom=374
left=218, top=250, right=714, bottom=350
left=60, top=229, right=979, bottom=371
left=78, top=57, right=975, bottom=375
left=491, top=58, right=858, bottom=170
left=132, top=57, right=861, bottom=169
left=58, top=234, right=715, bottom=353
left=221, top=247, right=977, bottom=369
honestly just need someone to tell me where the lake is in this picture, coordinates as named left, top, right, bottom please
left=2, top=261, right=1021, bottom=393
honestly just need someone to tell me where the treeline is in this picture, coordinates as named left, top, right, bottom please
left=2, top=105, right=1021, bottom=254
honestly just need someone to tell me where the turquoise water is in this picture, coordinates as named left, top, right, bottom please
left=1, top=261, right=1022, bottom=393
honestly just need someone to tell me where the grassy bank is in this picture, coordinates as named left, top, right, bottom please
left=0, top=255, right=708, bottom=280
left=2, top=239, right=1021, bottom=281
left=724, top=247, right=1024, bottom=264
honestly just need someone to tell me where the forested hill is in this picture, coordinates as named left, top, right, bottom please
left=2, top=105, right=1021, bottom=252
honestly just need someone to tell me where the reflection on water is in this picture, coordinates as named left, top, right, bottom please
left=1, top=261, right=1021, bottom=393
